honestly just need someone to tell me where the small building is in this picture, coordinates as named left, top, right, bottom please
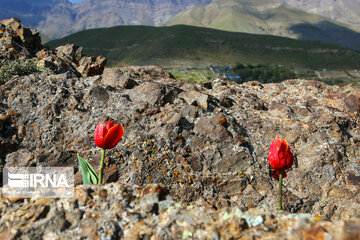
left=210, top=66, right=240, bottom=79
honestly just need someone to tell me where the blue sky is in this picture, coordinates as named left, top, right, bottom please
left=69, top=0, right=84, bottom=3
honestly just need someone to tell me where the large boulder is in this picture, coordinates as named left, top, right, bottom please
left=0, top=18, right=106, bottom=77
left=0, top=18, right=41, bottom=61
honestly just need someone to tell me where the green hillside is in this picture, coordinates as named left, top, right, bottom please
left=164, top=0, right=360, bottom=50
left=47, top=25, right=360, bottom=68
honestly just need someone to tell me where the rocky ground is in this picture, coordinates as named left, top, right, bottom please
left=0, top=18, right=359, bottom=239
left=1, top=183, right=359, bottom=239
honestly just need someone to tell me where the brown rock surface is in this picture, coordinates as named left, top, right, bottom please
left=0, top=183, right=359, bottom=239
left=0, top=18, right=41, bottom=61
left=1, top=69, right=360, bottom=221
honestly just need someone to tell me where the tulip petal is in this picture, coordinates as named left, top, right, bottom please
left=103, top=124, right=124, bottom=149
left=94, top=122, right=105, bottom=148
left=280, top=140, right=294, bottom=169
left=285, top=151, right=294, bottom=169
left=268, top=139, right=281, bottom=169
left=104, top=121, right=114, bottom=135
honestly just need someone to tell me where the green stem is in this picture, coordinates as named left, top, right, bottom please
left=98, top=148, right=106, bottom=184
left=278, top=170, right=284, bottom=212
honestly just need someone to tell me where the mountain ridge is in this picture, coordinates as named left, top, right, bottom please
left=2, top=0, right=360, bottom=45
left=0, top=0, right=73, bottom=28
left=47, top=24, right=360, bottom=68
left=163, top=0, right=360, bottom=50
left=0, top=0, right=215, bottom=39
left=276, top=0, right=360, bottom=31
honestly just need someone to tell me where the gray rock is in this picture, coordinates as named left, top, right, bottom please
left=128, top=81, right=165, bottom=106
left=179, top=90, right=209, bottom=110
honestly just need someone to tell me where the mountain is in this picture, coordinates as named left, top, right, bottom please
left=0, top=0, right=72, bottom=27
left=70, top=0, right=214, bottom=28
left=276, top=0, right=360, bottom=31
left=46, top=24, right=360, bottom=68
left=164, top=0, right=360, bottom=50
left=0, top=0, right=214, bottom=40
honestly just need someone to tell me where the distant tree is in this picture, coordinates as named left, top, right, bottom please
left=232, top=64, right=296, bottom=84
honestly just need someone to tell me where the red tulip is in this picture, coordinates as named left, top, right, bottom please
left=268, top=136, right=294, bottom=211
left=94, top=121, right=124, bottom=149
left=268, top=136, right=294, bottom=179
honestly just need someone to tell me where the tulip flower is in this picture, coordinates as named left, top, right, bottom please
left=78, top=120, right=124, bottom=185
left=268, top=136, right=294, bottom=211
left=94, top=121, right=124, bottom=149
left=94, top=121, right=124, bottom=184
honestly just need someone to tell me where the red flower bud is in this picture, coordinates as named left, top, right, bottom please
left=94, top=121, right=124, bottom=149
left=268, top=136, right=294, bottom=179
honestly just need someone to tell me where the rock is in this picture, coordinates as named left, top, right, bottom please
left=0, top=139, right=17, bottom=161
left=0, top=18, right=106, bottom=78
left=0, top=18, right=21, bottom=30
left=118, top=65, right=173, bottom=80
left=102, top=68, right=139, bottom=89
left=0, top=18, right=41, bottom=61
left=179, top=90, right=210, bottom=110
left=5, top=149, right=33, bottom=167
left=74, top=188, right=91, bottom=205
left=89, top=86, right=109, bottom=103
left=56, top=44, right=83, bottom=63
left=216, top=212, right=249, bottom=239
left=1, top=183, right=357, bottom=239
left=0, top=18, right=41, bottom=51
left=138, top=193, right=159, bottom=213
left=77, top=55, right=107, bottom=77
left=0, top=229, right=20, bottom=240
left=344, top=93, right=360, bottom=113
left=302, top=225, right=330, bottom=240
left=102, top=164, right=119, bottom=183
left=128, top=81, right=165, bottom=106
left=0, top=118, right=3, bottom=137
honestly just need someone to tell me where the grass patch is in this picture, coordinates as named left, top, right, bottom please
left=0, top=60, right=42, bottom=84
left=170, top=67, right=213, bottom=84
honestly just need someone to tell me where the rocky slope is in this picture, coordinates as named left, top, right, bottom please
left=0, top=18, right=106, bottom=77
left=276, top=0, right=360, bottom=31
left=1, top=19, right=360, bottom=238
left=0, top=0, right=214, bottom=39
